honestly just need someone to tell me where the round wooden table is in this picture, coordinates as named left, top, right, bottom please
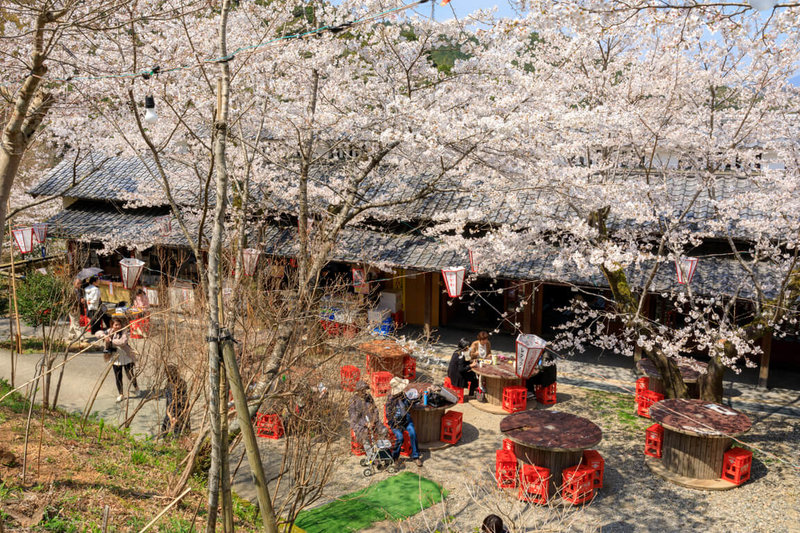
left=501, top=410, right=602, bottom=497
left=637, top=359, right=707, bottom=398
left=472, top=362, right=525, bottom=408
left=647, top=399, right=751, bottom=490
left=359, top=339, right=411, bottom=378
left=404, top=382, right=456, bottom=450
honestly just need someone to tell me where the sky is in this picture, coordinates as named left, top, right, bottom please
left=427, top=0, right=516, bottom=19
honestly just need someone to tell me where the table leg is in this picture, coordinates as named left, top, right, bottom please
left=661, top=429, right=731, bottom=479
left=515, top=444, right=583, bottom=498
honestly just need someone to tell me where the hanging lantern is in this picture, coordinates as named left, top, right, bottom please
left=352, top=267, right=369, bottom=295
left=120, top=257, right=145, bottom=289
left=468, top=249, right=478, bottom=273
left=32, top=223, right=48, bottom=244
left=515, top=333, right=547, bottom=378
left=242, top=248, right=261, bottom=277
left=11, top=227, right=34, bottom=254
left=675, top=257, right=699, bottom=284
left=441, top=266, right=465, bottom=298
left=290, top=257, right=297, bottom=268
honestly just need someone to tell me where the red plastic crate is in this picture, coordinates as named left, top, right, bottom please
left=255, top=413, right=284, bottom=440
left=722, top=447, right=753, bottom=485
left=635, top=376, right=650, bottom=400
left=402, top=356, right=417, bottom=380
left=502, top=438, right=515, bottom=453
left=440, top=411, right=463, bottom=444
left=562, top=465, right=595, bottom=504
left=350, top=430, right=365, bottom=456
left=518, top=464, right=550, bottom=504
left=502, top=386, right=528, bottom=413
left=443, top=377, right=465, bottom=404
left=370, top=371, right=393, bottom=397
left=644, top=423, right=664, bottom=459
left=400, top=430, right=412, bottom=458
left=340, top=365, right=361, bottom=392
left=535, top=382, right=557, bottom=405
left=636, top=390, right=664, bottom=418
left=496, top=449, right=518, bottom=489
left=582, top=449, right=605, bottom=489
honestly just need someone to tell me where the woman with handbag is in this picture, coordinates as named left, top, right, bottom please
left=103, top=317, right=140, bottom=402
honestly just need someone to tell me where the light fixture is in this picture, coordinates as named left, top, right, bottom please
left=144, top=96, right=158, bottom=124
left=11, top=227, right=34, bottom=254
left=515, top=333, right=547, bottom=378
left=441, top=266, right=465, bottom=298
left=242, top=248, right=261, bottom=276
left=675, top=257, right=699, bottom=285
left=120, top=257, right=145, bottom=289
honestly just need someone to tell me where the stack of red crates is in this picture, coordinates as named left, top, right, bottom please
left=440, top=411, right=463, bottom=444
left=721, top=447, right=753, bottom=485
left=495, top=449, right=518, bottom=489
left=582, top=450, right=605, bottom=489
left=255, top=413, right=284, bottom=440
left=635, top=376, right=650, bottom=401
left=561, top=465, right=595, bottom=504
left=502, top=386, right=528, bottom=413
left=340, top=365, right=360, bottom=392
left=518, top=464, right=550, bottom=504
left=644, top=423, right=664, bottom=458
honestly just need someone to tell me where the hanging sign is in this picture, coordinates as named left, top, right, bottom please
left=119, top=257, right=145, bottom=289
left=12, top=227, right=34, bottom=254
left=352, top=267, right=369, bottom=294
left=515, top=333, right=547, bottom=379
left=675, top=257, right=699, bottom=284
left=441, top=266, right=465, bottom=298
left=242, top=248, right=261, bottom=276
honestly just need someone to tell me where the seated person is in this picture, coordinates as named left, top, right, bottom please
left=469, top=330, right=492, bottom=361
left=526, top=352, right=557, bottom=395
left=385, top=380, right=422, bottom=467
left=348, top=381, right=380, bottom=447
left=448, top=338, right=479, bottom=394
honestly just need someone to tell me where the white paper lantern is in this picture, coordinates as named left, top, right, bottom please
left=515, top=333, right=547, bottom=379
left=242, top=248, right=261, bottom=276
left=11, top=227, right=34, bottom=254
left=120, top=257, right=145, bottom=289
left=675, top=257, right=699, bottom=285
left=32, top=223, right=47, bottom=244
left=352, top=267, right=369, bottom=295
left=441, top=266, right=465, bottom=298
left=157, top=216, right=172, bottom=237
left=468, top=250, right=478, bottom=273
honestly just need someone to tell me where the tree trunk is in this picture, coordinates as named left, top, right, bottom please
left=221, top=333, right=278, bottom=532
left=645, top=350, right=689, bottom=399
left=698, top=356, right=725, bottom=403
left=219, top=365, right=234, bottom=533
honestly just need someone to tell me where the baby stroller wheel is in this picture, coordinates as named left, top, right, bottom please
left=387, top=465, right=397, bottom=474
left=359, top=458, right=369, bottom=467
left=362, top=467, right=373, bottom=477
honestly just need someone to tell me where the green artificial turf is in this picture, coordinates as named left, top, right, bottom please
left=294, top=471, right=447, bottom=532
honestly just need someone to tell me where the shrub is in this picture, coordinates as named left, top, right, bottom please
left=16, top=271, right=71, bottom=328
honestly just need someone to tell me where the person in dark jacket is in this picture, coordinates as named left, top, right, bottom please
left=526, top=352, right=557, bottom=394
left=385, top=382, right=422, bottom=467
left=448, top=338, right=479, bottom=393
left=348, top=380, right=380, bottom=446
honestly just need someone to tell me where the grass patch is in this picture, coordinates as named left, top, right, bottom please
left=0, top=378, right=29, bottom=413
left=0, top=337, right=70, bottom=354
left=587, top=389, right=648, bottom=434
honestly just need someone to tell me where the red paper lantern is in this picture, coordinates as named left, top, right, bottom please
left=352, top=267, right=368, bottom=295
left=441, top=266, right=465, bottom=298
left=242, top=248, right=261, bottom=276
left=120, top=257, right=145, bottom=289
left=675, top=257, right=699, bottom=284
left=32, top=223, right=47, bottom=244
left=515, top=333, right=546, bottom=379
left=468, top=250, right=478, bottom=273
left=11, top=227, right=34, bottom=254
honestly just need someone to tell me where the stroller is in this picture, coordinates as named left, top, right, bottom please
left=360, top=430, right=396, bottom=477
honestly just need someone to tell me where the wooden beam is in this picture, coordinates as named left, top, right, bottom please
left=758, top=331, right=772, bottom=389
left=424, top=272, right=432, bottom=336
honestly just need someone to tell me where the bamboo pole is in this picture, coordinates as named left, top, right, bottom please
left=7, top=211, right=22, bottom=354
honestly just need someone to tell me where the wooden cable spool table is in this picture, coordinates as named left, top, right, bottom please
left=637, top=359, right=707, bottom=398
left=404, top=382, right=456, bottom=450
left=501, top=410, right=602, bottom=497
left=472, top=362, right=526, bottom=413
left=359, top=339, right=411, bottom=378
left=647, top=399, right=751, bottom=490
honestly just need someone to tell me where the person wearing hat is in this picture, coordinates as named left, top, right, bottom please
left=448, top=338, right=479, bottom=395
left=385, top=378, right=422, bottom=467
left=348, top=380, right=380, bottom=447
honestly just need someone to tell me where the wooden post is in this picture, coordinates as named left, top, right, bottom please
left=533, top=284, right=544, bottom=335
left=758, top=331, right=772, bottom=390
left=522, top=282, right=533, bottom=334
left=424, top=272, right=432, bottom=337
left=101, top=505, right=110, bottom=532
